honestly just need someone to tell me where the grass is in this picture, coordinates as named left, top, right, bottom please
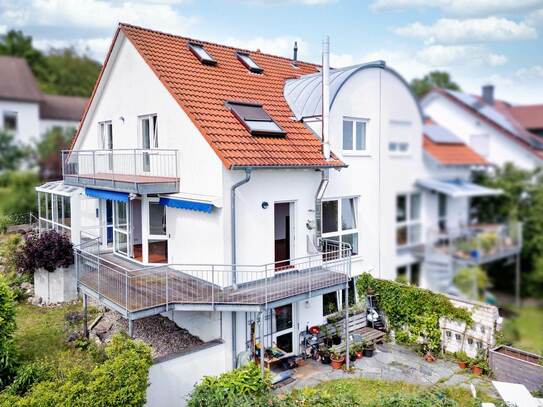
left=502, top=305, right=543, bottom=354
left=298, top=377, right=497, bottom=405
left=13, top=301, right=98, bottom=364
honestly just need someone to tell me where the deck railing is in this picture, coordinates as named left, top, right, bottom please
left=75, top=239, right=351, bottom=314
left=62, top=148, right=179, bottom=184
left=427, top=222, right=523, bottom=263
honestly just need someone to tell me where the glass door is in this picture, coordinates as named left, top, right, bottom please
left=147, top=201, right=168, bottom=263
left=113, top=201, right=130, bottom=257
left=272, top=304, right=294, bottom=354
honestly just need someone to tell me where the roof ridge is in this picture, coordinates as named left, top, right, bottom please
left=118, top=22, right=319, bottom=68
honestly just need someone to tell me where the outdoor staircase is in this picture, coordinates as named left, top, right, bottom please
left=423, top=249, right=462, bottom=297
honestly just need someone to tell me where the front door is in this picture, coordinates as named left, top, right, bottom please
left=147, top=201, right=168, bottom=263
left=272, top=304, right=294, bottom=354
left=274, top=202, right=293, bottom=269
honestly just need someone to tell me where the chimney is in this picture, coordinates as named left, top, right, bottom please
left=322, top=36, right=331, bottom=160
left=482, top=84, right=494, bottom=105
left=293, top=41, right=298, bottom=65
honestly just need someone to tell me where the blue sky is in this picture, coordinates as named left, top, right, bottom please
left=1, top=0, right=542, bottom=103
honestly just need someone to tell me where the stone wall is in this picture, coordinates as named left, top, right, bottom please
left=489, top=345, right=543, bottom=392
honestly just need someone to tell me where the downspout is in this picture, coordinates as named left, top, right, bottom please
left=321, top=35, right=331, bottom=160
left=230, top=167, right=252, bottom=369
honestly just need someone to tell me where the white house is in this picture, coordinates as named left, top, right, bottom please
left=34, top=24, right=522, bottom=404
left=421, top=86, right=543, bottom=170
left=0, top=55, right=88, bottom=145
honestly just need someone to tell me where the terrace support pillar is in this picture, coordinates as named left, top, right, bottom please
left=259, top=311, right=265, bottom=377
left=128, top=318, right=134, bottom=338
left=83, top=293, right=88, bottom=338
left=345, top=280, right=350, bottom=370
left=515, top=254, right=521, bottom=308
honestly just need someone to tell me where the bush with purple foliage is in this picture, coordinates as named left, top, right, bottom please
left=16, top=231, right=74, bottom=273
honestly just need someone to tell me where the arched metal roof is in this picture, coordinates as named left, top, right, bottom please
left=284, top=60, right=423, bottom=120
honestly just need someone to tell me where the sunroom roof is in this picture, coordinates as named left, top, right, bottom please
left=36, top=181, right=81, bottom=197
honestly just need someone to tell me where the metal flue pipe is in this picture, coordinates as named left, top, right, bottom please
left=321, top=35, right=331, bottom=160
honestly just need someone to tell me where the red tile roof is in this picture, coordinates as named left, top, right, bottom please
left=41, top=94, right=88, bottom=121
left=509, top=104, right=543, bottom=130
left=75, top=23, right=344, bottom=169
left=0, top=56, right=42, bottom=102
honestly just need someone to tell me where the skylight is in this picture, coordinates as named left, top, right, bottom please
left=227, top=102, right=285, bottom=137
left=237, top=52, right=263, bottom=73
left=188, top=43, right=216, bottom=65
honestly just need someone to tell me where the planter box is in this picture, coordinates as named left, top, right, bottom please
left=34, top=265, right=77, bottom=305
left=489, top=345, right=543, bottom=392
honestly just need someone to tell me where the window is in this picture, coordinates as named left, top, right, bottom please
left=37, top=191, right=71, bottom=236
left=99, top=121, right=113, bottom=149
left=237, top=52, right=262, bottom=73
left=140, top=114, right=158, bottom=149
left=3, top=111, right=17, bottom=131
left=323, top=292, right=338, bottom=316
left=468, top=338, right=474, bottom=345
left=188, top=43, right=216, bottom=65
left=396, top=192, right=422, bottom=248
left=149, top=202, right=166, bottom=235
left=455, top=333, right=461, bottom=341
left=389, top=120, right=411, bottom=154
left=342, top=118, right=367, bottom=153
left=396, top=263, right=420, bottom=286
left=446, top=331, right=452, bottom=338
left=321, top=197, right=359, bottom=255
left=226, top=102, right=285, bottom=137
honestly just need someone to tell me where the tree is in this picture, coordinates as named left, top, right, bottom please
left=410, top=71, right=461, bottom=98
left=36, top=127, right=74, bottom=181
left=0, top=275, right=17, bottom=389
left=0, top=30, right=48, bottom=82
left=0, top=131, right=28, bottom=172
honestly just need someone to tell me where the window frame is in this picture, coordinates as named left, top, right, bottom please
left=139, top=114, right=159, bottom=149
left=226, top=101, right=286, bottom=137
left=236, top=52, right=263, bottom=73
left=321, top=196, right=359, bottom=256
left=342, top=117, right=369, bottom=155
left=188, top=42, right=217, bottom=65
left=3, top=111, right=17, bottom=132
left=396, top=192, right=422, bottom=249
left=98, top=120, right=113, bottom=149
left=37, top=191, right=71, bottom=236
left=388, top=119, right=412, bottom=156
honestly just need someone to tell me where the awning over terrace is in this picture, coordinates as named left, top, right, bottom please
left=416, top=179, right=502, bottom=198
left=159, top=192, right=222, bottom=214
left=84, top=187, right=129, bottom=202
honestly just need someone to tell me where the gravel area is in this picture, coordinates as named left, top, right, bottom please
left=91, top=311, right=203, bottom=359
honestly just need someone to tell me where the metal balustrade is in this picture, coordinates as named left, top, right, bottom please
left=62, top=149, right=179, bottom=194
left=76, top=239, right=351, bottom=316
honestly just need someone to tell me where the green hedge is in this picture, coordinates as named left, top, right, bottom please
left=0, top=274, right=17, bottom=389
left=0, top=333, right=152, bottom=407
left=357, top=273, right=472, bottom=353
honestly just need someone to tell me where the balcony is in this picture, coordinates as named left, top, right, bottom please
left=62, top=149, right=179, bottom=194
left=75, top=239, right=352, bottom=318
left=428, top=222, right=522, bottom=265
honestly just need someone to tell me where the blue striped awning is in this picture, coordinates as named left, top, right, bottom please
left=85, top=188, right=129, bottom=203
left=159, top=197, right=213, bottom=213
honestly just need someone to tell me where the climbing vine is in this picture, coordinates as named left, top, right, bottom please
left=357, top=273, right=472, bottom=354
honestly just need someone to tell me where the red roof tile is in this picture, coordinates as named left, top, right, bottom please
left=509, top=104, right=543, bottom=130
left=75, top=24, right=343, bottom=169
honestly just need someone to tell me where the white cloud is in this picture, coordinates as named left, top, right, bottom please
left=395, top=17, right=537, bottom=44
left=33, top=37, right=111, bottom=60
left=0, top=0, right=197, bottom=35
left=0, top=24, right=6, bottom=34
left=371, top=0, right=543, bottom=17
left=222, top=35, right=310, bottom=60
left=526, top=8, right=543, bottom=25
left=330, top=53, right=355, bottom=67
left=246, top=0, right=337, bottom=5
left=515, top=65, right=543, bottom=78
left=417, top=45, right=506, bottom=66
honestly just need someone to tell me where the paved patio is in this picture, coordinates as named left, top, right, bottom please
left=278, top=343, right=496, bottom=397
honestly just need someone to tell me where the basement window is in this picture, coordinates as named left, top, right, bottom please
left=237, top=52, right=263, bottom=73
left=226, top=102, right=285, bottom=137
left=188, top=43, right=216, bottom=65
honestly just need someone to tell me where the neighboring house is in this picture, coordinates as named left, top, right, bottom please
left=0, top=55, right=87, bottom=144
left=421, top=86, right=543, bottom=170
left=34, top=24, right=522, bottom=398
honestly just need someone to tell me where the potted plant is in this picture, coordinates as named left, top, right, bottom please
left=362, top=340, right=375, bottom=357
left=349, top=347, right=357, bottom=363
left=332, top=322, right=342, bottom=346
left=330, top=349, right=345, bottom=369
left=353, top=343, right=364, bottom=359
left=319, top=346, right=331, bottom=365
left=321, top=325, right=333, bottom=348
left=455, top=351, right=469, bottom=369
left=471, top=350, right=489, bottom=376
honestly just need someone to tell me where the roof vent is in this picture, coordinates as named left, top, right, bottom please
left=226, top=101, right=285, bottom=137
left=188, top=43, right=216, bottom=66
left=482, top=84, right=494, bottom=106
left=236, top=52, right=263, bottom=73
left=293, top=41, right=298, bottom=65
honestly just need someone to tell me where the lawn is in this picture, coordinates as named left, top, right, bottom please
left=13, top=301, right=98, bottom=364
left=502, top=305, right=543, bottom=354
left=296, top=377, right=497, bottom=405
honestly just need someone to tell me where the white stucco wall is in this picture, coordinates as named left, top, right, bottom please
left=0, top=99, right=40, bottom=145
left=40, top=119, right=78, bottom=136
left=422, top=92, right=541, bottom=170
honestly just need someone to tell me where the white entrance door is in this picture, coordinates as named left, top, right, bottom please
left=147, top=200, right=168, bottom=263
left=272, top=304, right=294, bottom=354
left=113, top=200, right=130, bottom=257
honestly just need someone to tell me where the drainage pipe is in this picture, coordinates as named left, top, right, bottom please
left=230, top=168, right=252, bottom=369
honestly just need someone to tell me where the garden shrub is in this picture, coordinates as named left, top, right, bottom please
left=1, top=333, right=152, bottom=407
left=5, top=361, right=54, bottom=396
left=0, top=274, right=17, bottom=389
left=187, top=362, right=271, bottom=407
left=16, top=230, right=73, bottom=274
left=453, top=267, right=489, bottom=300
left=357, top=273, right=472, bottom=354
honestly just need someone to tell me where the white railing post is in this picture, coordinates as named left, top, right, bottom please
left=165, top=269, right=169, bottom=309
left=211, top=265, right=215, bottom=307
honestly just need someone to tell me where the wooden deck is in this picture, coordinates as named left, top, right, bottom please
left=78, top=253, right=348, bottom=314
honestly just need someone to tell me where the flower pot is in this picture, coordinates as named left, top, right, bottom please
left=320, top=354, right=331, bottom=365
left=356, top=351, right=364, bottom=359
left=457, top=361, right=467, bottom=369
left=330, top=356, right=345, bottom=369
left=471, top=365, right=482, bottom=375
left=324, top=338, right=333, bottom=348
left=332, top=335, right=342, bottom=346
left=363, top=348, right=374, bottom=357
left=349, top=353, right=356, bottom=362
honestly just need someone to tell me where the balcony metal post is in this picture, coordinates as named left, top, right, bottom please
left=92, top=150, right=96, bottom=186
left=211, top=265, right=215, bottom=308
left=259, top=311, right=265, bottom=377
left=133, top=149, right=138, bottom=191
left=125, top=271, right=129, bottom=311
left=165, top=269, right=169, bottom=310
left=345, top=276, right=350, bottom=370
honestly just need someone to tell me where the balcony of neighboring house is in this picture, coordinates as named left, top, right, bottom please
left=62, top=148, right=180, bottom=195
left=74, top=238, right=352, bottom=319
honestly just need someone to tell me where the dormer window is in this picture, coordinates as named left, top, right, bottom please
left=226, top=101, right=285, bottom=137
left=188, top=43, right=216, bottom=65
left=237, top=52, right=262, bottom=73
